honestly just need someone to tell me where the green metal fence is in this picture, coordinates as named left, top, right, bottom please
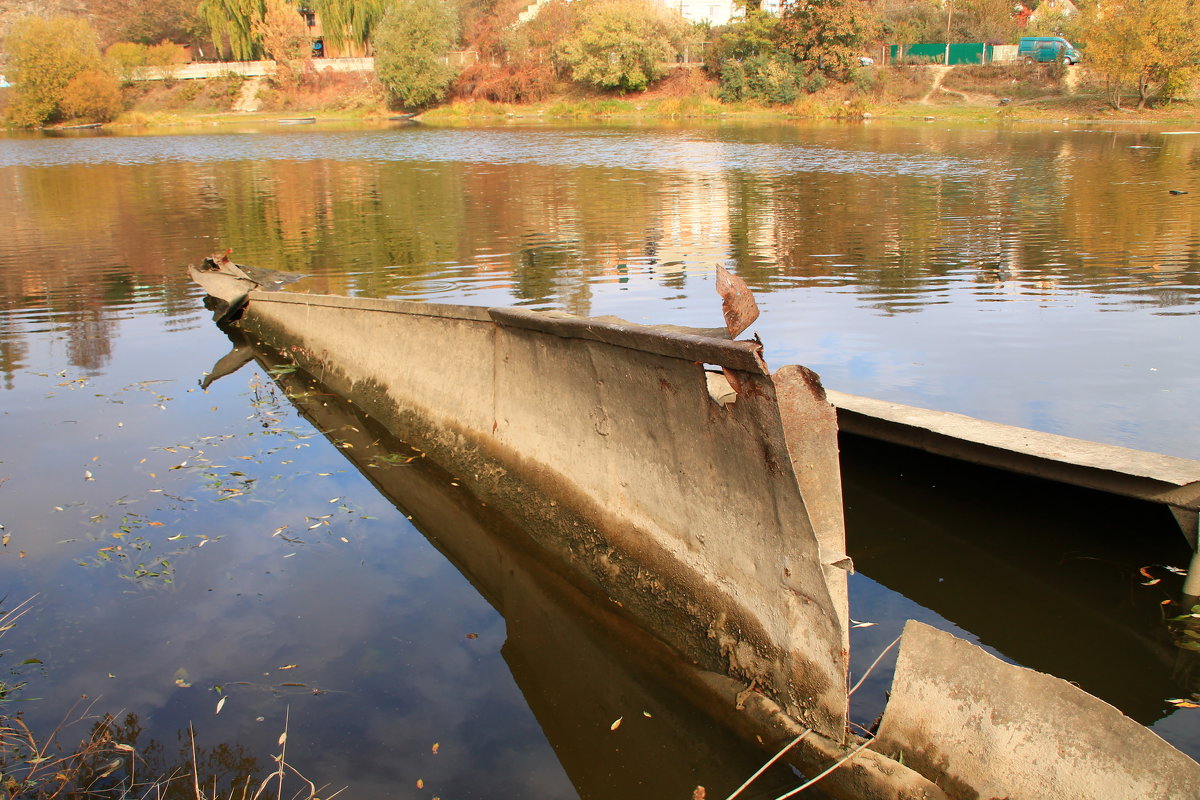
left=888, top=43, right=998, bottom=65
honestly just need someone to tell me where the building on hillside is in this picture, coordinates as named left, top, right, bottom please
left=665, top=0, right=744, bottom=26
left=1017, top=0, right=1079, bottom=28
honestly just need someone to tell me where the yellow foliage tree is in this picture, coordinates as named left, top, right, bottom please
left=1081, top=0, right=1200, bottom=109
left=253, top=0, right=312, bottom=86
left=3, top=15, right=109, bottom=127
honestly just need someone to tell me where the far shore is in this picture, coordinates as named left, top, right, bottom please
left=12, top=64, right=1200, bottom=132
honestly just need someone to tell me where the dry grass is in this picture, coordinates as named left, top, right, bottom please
left=0, top=599, right=340, bottom=800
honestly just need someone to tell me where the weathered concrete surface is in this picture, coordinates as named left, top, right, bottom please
left=774, top=365, right=850, bottom=647
left=250, top=348, right=944, bottom=800
left=828, top=390, right=1200, bottom=515
left=873, top=620, right=1200, bottom=800
left=203, top=280, right=850, bottom=737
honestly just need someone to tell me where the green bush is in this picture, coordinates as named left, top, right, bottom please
left=60, top=69, right=124, bottom=122
left=374, top=0, right=461, bottom=108
left=718, top=53, right=806, bottom=104
left=557, top=0, right=680, bottom=93
left=106, top=42, right=149, bottom=84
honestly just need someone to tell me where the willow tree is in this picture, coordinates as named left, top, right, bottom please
left=199, top=0, right=268, bottom=60
left=308, top=0, right=388, bottom=52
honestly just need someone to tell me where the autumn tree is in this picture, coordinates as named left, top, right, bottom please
left=254, top=0, right=312, bottom=85
left=3, top=15, right=115, bottom=127
left=453, top=0, right=577, bottom=103
left=556, top=0, right=684, bottom=93
left=779, top=0, right=877, bottom=82
left=373, top=0, right=461, bottom=107
left=61, top=69, right=124, bottom=121
left=1081, top=0, right=1200, bottom=108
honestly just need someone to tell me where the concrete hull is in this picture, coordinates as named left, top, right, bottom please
left=194, top=262, right=1200, bottom=799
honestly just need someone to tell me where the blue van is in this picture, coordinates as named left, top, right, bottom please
left=1018, top=36, right=1082, bottom=64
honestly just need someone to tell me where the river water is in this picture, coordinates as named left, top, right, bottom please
left=1, top=120, right=1198, bottom=796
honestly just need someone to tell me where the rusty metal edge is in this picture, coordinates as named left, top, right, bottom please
left=490, top=306, right=769, bottom=375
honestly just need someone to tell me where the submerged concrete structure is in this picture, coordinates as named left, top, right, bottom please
left=193, top=256, right=1200, bottom=799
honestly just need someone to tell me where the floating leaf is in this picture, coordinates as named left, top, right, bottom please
left=610, top=717, right=622, bottom=731
left=431, top=742, right=440, bottom=754
left=278, top=664, right=299, bottom=670
left=465, top=633, right=478, bottom=640
left=278, top=731, right=287, bottom=746
left=850, top=619, right=877, bottom=628
left=416, top=779, right=424, bottom=789
left=216, top=697, right=226, bottom=714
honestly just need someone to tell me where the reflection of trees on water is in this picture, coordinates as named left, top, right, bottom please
left=2, top=127, right=1200, bottom=370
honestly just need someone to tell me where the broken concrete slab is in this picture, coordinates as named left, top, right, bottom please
left=873, top=620, right=1200, bottom=799
left=827, top=390, right=1200, bottom=514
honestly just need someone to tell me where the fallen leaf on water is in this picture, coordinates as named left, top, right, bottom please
left=692, top=787, right=707, bottom=800
left=416, top=779, right=424, bottom=789
left=850, top=619, right=877, bottom=628
left=431, top=742, right=440, bottom=754
left=84, top=471, right=94, bottom=481
left=2, top=533, right=9, bottom=546
left=340, top=537, right=349, bottom=543
left=278, top=731, right=287, bottom=745
left=1167, top=698, right=1200, bottom=708
left=465, top=633, right=478, bottom=639
left=642, top=711, right=652, bottom=718
left=610, top=717, right=622, bottom=731
left=216, top=697, right=226, bottom=714
left=167, top=534, right=186, bottom=541
left=278, top=664, right=299, bottom=670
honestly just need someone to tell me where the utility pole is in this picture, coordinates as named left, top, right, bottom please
left=944, top=0, right=953, bottom=65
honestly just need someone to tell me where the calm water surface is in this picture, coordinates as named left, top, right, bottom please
left=1, top=121, right=1198, bottom=795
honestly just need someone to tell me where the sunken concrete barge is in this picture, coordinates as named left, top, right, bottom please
left=193, top=254, right=1200, bottom=800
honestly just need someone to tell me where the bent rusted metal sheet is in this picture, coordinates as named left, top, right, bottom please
left=873, top=621, right=1200, bottom=799
left=191, top=261, right=851, bottom=738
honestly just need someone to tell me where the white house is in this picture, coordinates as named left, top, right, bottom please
left=666, top=0, right=744, bottom=26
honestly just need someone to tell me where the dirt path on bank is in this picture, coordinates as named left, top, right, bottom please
left=920, top=65, right=954, bottom=104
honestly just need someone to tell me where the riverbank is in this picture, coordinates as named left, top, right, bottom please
left=8, top=61, right=1200, bottom=132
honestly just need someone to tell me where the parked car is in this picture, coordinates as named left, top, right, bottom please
left=1018, top=36, right=1082, bottom=65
